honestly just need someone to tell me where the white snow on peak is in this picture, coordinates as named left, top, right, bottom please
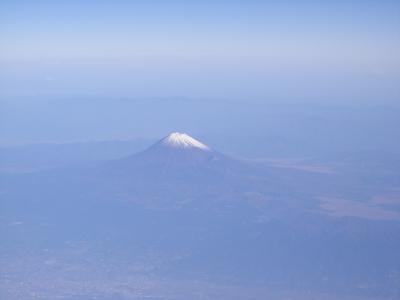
left=161, top=132, right=210, bottom=150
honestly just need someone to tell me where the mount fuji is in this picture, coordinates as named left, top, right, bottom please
left=116, top=132, right=227, bottom=167
left=88, top=132, right=276, bottom=210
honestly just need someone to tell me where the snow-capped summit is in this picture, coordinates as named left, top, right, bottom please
left=159, top=132, right=210, bottom=151
left=112, top=131, right=220, bottom=169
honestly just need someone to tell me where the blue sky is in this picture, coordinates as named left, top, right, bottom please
left=0, top=0, right=399, bottom=100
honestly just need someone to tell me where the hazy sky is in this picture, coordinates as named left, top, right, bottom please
left=0, top=0, right=399, bottom=100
